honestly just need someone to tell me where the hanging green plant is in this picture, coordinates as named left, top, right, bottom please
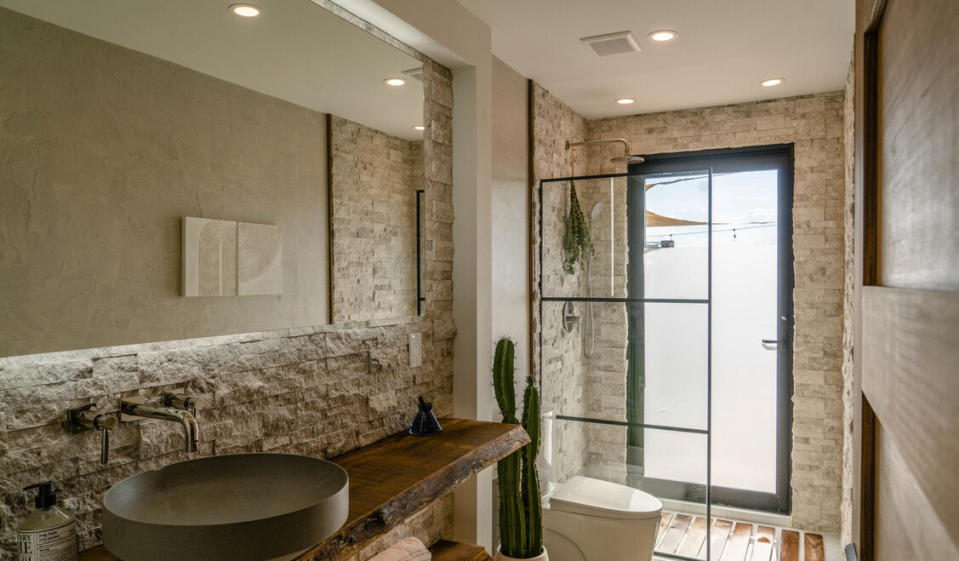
left=562, top=182, right=592, bottom=274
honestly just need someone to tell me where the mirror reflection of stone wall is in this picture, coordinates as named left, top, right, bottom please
left=330, top=116, right=425, bottom=322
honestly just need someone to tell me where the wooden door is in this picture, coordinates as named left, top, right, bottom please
left=852, top=0, right=959, bottom=559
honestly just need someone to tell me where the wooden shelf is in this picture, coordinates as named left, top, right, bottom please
left=80, top=418, right=527, bottom=561
left=429, top=540, right=493, bottom=561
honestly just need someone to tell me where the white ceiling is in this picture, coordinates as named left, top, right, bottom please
left=459, top=0, right=854, bottom=119
left=0, top=0, right=425, bottom=140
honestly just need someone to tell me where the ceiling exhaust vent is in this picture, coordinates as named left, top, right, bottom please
left=580, top=31, right=641, bottom=57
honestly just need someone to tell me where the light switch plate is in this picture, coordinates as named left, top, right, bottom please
left=408, top=333, right=422, bottom=367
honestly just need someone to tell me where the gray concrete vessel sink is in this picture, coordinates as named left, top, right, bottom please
left=102, top=454, right=349, bottom=561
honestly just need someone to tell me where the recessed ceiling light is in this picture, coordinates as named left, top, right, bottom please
left=229, top=3, right=261, bottom=17
left=384, top=77, right=406, bottom=87
left=413, top=125, right=425, bottom=131
left=761, top=77, right=785, bottom=87
left=616, top=98, right=636, bottom=105
left=648, top=30, right=677, bottom=42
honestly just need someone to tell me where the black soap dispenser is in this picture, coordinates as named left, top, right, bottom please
left=408, top=396, right=442, bottom=436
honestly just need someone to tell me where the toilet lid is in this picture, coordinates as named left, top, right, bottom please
left=550, top=476, right=663, bottom=520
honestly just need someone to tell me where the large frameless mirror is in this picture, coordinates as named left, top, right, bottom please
left=0, top=0, right=425, bottom=356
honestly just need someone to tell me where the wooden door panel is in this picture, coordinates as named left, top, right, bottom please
left=862, top=286, right=959, bottom=544
left=874, top=424, right=958, bottom=560
left=855, top=0, right=959, bottom=557
left=876, top=0, right=959, bottom=291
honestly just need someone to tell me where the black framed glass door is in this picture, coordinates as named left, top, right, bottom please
left=627, top=145, right=794, bottom=514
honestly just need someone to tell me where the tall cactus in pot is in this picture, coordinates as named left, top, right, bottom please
left=493, top=338, right=545, bottom=560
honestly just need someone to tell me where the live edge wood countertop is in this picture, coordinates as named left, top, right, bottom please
left=79, top=418, right=529, bottom=561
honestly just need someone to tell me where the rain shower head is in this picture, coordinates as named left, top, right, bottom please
left=565, top=138, right=644, bottom=166
left=610, top=154, right=645, bottom=165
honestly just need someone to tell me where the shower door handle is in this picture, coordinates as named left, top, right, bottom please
left=761, top=339, right=780, bottom=350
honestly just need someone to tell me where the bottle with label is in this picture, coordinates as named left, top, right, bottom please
left=17, top=482, right=77, bottom=561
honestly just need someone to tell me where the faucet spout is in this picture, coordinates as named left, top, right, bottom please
left=122, top=402, right=200, bottom=452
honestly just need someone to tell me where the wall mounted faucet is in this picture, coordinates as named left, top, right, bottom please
left=120, top=394, right=200, bottom=453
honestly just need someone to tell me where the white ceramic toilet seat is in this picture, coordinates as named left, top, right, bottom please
left=543, top=476, right=663, bottom=561
left=551, top=476, right=663, bottom=519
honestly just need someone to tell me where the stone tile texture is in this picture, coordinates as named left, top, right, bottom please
left=330, top=116, right=424, bottom=322
left=530, top=84, right=590, bottom=483
left=840, top=60, right=856, bottom=546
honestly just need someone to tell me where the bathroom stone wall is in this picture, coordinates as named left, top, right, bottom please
left=530, top=83, right=590, bottom=483
left=0, top=6, right=457, bottom=559
left=330, top=116, right=424, bottom=323
left=840, top=59, right=856, bottom=546
left=530, top=87, right=632, bottom=486
left=586, top=91, right=847, bottom=532
left=579, top=177, right=630, bottom=484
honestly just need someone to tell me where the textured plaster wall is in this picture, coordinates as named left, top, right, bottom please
left=586, top=91, right=847, bottom=532
left=0, top=7, right=331, bottom=358
left=490, top=56, right=530, bottom=384
left=0, top=7, right=457, bottom=559
left=330, top=116, right=424, bottom=322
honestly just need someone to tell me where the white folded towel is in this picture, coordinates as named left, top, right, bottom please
left=367, top=537, right=432, bottom=561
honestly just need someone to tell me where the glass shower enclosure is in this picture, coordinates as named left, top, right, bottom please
left=538, top=169, right=714, bottom=560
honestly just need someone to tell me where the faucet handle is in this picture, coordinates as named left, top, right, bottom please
left=66, top=404, right=117, bottom=464
left=67, top=403, right=117, bottom=432
left=163, top=392, right=198, bottom=417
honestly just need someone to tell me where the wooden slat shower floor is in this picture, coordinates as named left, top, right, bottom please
left=653, top=512, right=825, bottom=561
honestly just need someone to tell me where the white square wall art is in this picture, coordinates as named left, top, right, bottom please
left=182, top=217, right=238, bottom=296
left=237, top=222, right=283, bottom=296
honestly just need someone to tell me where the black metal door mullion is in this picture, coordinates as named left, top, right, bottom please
left=626, top=173, right=646, bottom=451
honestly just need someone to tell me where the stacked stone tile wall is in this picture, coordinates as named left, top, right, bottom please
left=578, top=178, right=629, bottom=484
left=530, top=88, right=633, bottom=486
left=330, top=116, right=424, bottom=322
left=0, top=8, right=456, bottom=561
left=840, top=60, right=856, bottom=546
left=530, top=83, right=589, bottom=483
left=585, top=92, right=846, bottom=532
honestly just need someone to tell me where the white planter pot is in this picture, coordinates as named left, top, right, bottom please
left=495, top=546, right=548, bottom=561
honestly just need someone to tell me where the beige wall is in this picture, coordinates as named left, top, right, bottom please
left=329, top=116, right=423, bottom=323
left=490, top=57, right=529, bottom=379
left=0, top=7, right=329, bottom=357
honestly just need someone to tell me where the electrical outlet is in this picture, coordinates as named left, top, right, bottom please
left=408, top=333, right=422, bottom=367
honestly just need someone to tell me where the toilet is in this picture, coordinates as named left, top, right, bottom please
left=543, top=476, right=663, bottom=561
